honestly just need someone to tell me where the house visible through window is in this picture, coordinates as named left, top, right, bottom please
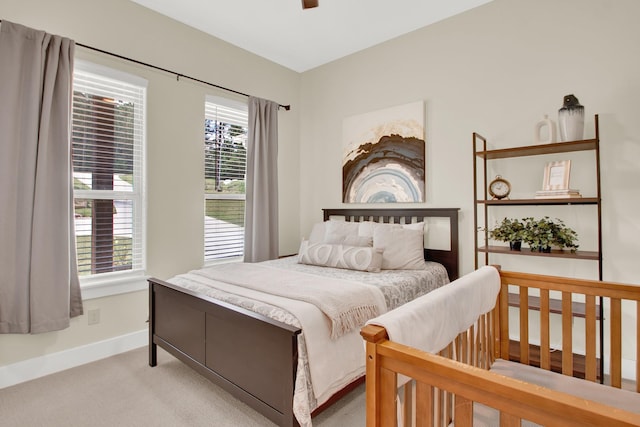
left=72, top=62, right=146, bottom=278
left=204, top=98, right=248, bottom=261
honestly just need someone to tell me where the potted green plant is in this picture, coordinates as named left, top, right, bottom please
left=522, top=217, right=553, bottom=252
left=487, top=217, right=525, bottom=251
left=550, top=217, right=579, bottom=252
left=522, top=216, right=579, bottom=253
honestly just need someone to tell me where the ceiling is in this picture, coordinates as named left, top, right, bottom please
left=130, top=0, right=493, bottom=73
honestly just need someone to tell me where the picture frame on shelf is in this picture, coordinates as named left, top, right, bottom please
left=542, top=160, right=571, bottom=191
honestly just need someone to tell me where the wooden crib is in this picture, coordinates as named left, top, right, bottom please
left=361, top=268, right=640, bottom=427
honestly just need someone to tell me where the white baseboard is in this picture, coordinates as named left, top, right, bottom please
left=0, top=329, right=147, bottom=389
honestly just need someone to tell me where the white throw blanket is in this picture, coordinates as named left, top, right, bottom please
left=195, top=262, right=386, bottom=339
left=174, top=263, right=387, bottom=401
left=366, top=265, right=500, bottom=354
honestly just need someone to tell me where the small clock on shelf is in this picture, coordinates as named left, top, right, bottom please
left=488, top=175, right=511, bottom=200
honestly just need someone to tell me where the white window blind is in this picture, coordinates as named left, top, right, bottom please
left=204, top=99, right=248, bottom=261
left=72, top=65, right=146, bottom=277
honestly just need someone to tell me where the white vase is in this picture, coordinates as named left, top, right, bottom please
left=534, top=114, right=557, bottom=144
left=558, top=94, right=584, bottom=142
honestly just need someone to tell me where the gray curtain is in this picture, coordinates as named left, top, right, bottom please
left=244, top=97, right=279, bottom=262
left=0, top=21, right=82, bottom=334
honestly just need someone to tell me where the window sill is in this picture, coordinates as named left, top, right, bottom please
left=203, top=257, right=243, bottom=267
left=80, top=271, right=148, bottom=300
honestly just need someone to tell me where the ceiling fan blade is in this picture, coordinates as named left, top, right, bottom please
left=302, top=0, right=319, bottom=9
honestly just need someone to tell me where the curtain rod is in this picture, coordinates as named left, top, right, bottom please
left=76, top=42, right=291, bottom=111
left=0, top=19, right=290, bottom=110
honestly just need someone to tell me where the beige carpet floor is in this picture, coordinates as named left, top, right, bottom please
left=0, top=347, right=365, bottom=426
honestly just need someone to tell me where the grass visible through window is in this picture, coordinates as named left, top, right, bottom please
left=76, top=235, right=132, bottom=275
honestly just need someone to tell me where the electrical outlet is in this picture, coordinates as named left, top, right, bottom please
left=88, top=308, right=100, bottom=325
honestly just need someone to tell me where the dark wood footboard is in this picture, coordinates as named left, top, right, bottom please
left=149, top=278, right=302, bottom=427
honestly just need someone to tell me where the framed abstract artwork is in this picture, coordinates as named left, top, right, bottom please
left=342, top=101, right=425, bottom=203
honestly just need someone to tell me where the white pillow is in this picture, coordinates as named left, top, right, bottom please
left=308, top=222, right=328, bottom=244
left=358, top=221, right=400, bottom=239
left=342, top=235, right=373, bottom=247
left=373, top=227, right=426, bottom=270
left=324, top=220, right=360, bottom=244
left=307, top=220, right=372, bottom=246
left=402, top=221, right=427, bottom=232
left=298, top=240, right=383, bottom=272
left=359, top=221, right=427, bottom=238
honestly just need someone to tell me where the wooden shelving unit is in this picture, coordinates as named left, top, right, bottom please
left=479, top=198, right=598, bottom=206
left=479, top=245, right=599, bottom=260
left=475, top=139, right=598, bottom=160
left=509, top=340, right=600, bottom=380
left=473, top=114, right=603, bottom=380
left=473, top=114, right=602, bottom=275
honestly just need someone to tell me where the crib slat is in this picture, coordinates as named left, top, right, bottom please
left=415, top=381, right=433, bottom=427
left=584, top=294, right=597, bottom=382
left=380, top=367, right=397, bottom=426
left=444, top=387, right=452, bottom=427
left=562, top=291, right=573, bottom=376
left=477, top=316, right=482, bottom=368
left=610, top=298, right=622, bottom=388
left=454, top=396, right=473, bottom=426
left=481, top=315, right=487, bottom=366
left=499, top=283, right=509, bottom=360
left=489, top=307, right=497, bottom=366
left=540, top=289, right=551, bottom=370
left=401, top=382, right=412, bottom=427
left=519, top=287, right=529, bottom=364
left=364, top=335, right=382, bottom=427
left=469, top=324, right=476, bottom=366
left=486, top=304, right=498, bottom=369
left=437, top=386, right=446, bottom=427
left=500, top=412, right=521, bottom=427
left=461, top=330, right=469, bottom=364
left=479, top=313, right=487, bottom=368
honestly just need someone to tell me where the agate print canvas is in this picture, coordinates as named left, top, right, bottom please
left=342, top=101, right=425, bottom=203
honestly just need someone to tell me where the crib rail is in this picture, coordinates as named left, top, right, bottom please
left=360, top=331, right=640, bottom=427
left=361, top=309, right=496, bottom=427
left=361, top=270, right=640, bottom=427
left=498, top=270, right=640, bottom=389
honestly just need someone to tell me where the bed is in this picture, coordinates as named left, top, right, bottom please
left=361, top=267, right=640, bottom=426
left=148, top=207, right=460, bottom=427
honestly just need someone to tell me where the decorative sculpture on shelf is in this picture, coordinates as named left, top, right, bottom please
left=534, top=114, right=557, bottom=144
left=558, top=94, right=584, bottom=142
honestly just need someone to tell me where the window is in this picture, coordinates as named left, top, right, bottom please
left=72, top=62, right=146, bottom=279
left=204, top=98, right=248, bottom=261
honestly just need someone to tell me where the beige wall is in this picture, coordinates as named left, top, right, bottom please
left=2, top=0, right=639, bottom=370
left=0, top=0, right=300, bottom=366
left=298, top=0, right=640, bottom=364
left=299, top=0, right=640, bottom=284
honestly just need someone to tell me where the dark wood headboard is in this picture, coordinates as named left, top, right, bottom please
left=322, top=208, right=460, bottom=281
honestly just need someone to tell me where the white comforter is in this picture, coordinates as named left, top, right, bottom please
left=172, top=263, right=386, bottom=401
left=168, top=256, right=449, bottom=426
